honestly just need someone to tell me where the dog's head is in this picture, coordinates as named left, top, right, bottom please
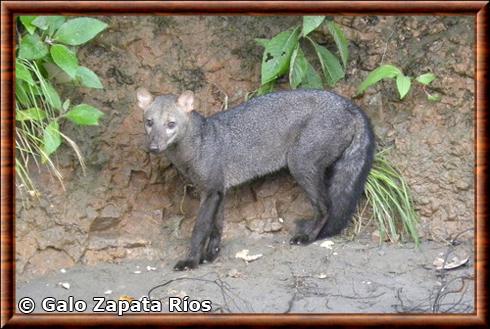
left=136, top=88, right=195, bottom=153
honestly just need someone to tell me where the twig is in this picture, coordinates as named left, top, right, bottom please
left=148, top=274, right=252, bottom=313
left=284, top=264, right=299, bottom=313
left=380, top=29, right=395, bottom=64
left=329, top=292, right=386, bottom=300
left=179, top=184, right=192, bottom=215
left=395, top=275, right=474, bottom=313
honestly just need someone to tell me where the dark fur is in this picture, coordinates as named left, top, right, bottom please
left=138, top=89, right=375, bottom=270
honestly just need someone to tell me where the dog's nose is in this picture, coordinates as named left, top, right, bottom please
left=149, top=145, right=159, bottom=153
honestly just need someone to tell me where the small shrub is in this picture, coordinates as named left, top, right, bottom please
left=356, top=64, right=440, bottom=101
left=254, top=16, right=349, bottom=96
left=16, top=16, right=107, bottom=197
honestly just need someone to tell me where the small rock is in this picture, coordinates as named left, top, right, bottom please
left=59, top=282, right=70, bottom=290
left=256, top=182, right=280, bottom=198
left=455, top=180, right=470, bottom=191
left=372, top=230, right=382, bottom=243
left=319, top=240, right=334, bottom=249
left=246, top=218, right=283, bottom=234
left=100, top=204, right=122, bottom=219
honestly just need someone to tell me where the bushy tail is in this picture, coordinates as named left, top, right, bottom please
left=318, top=108, right=375, bottom=238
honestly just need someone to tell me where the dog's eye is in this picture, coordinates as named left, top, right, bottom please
left=146, top=119, right=153, bottom=127
left=167, top=121, right=176, bottom=129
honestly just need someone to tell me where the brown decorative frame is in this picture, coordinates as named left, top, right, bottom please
left=1, top=1, right=488, bottom=327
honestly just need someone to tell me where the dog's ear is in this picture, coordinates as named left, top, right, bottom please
left=177, top=90, right=195, bottom=113
left=136, top=88, right=153, bottom=110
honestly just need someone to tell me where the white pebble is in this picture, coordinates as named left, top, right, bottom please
left=59, top=282, right=70, bottom=290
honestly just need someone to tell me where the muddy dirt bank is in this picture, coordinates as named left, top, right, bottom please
left=17, top=233, right=474, bottom=313
left=15, top=16, right=474, bottom=284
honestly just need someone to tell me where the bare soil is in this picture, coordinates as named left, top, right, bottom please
left=18, top=232, right=474, bottom=313
left=16, top=16, right=475, bottom=313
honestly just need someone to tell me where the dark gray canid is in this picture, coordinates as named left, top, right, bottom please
left=136, top=89, right=375, bottom=270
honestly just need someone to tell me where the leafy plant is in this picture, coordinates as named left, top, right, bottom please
left=251, top=20, right=420, bottom=244
left=255, top=16, right=349, bottom=95
left=356, top=64, right=440, bottom=101
left=16, top=16, right=107, bottom=196
left=365, top=149, right=419, bottom=245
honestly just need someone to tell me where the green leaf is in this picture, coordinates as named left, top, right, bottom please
left=310, top=39, right=344, bottom=87
left=44, top=82, right=62, bottom=110
left=62, top=99, right=71, bottom=111
left=416, top=72, right=436, bottom=85
left=260, top=26, right=301, bottom=85
left=16, top=60, right=35, bottom=85
left=32, top=16, right=66, bottom=35
left=302, top=16, right=325, bottom=37
left=427, top=93, right=441, bottom=102
left=32, top=16, right=53, bottom=30
left=289, top=46, right=307, bottom=89
left=255, top=38, right=269, bottom=48
left=356, top=64, right=403, bottom=95
left=50, top=44, right=79, bottom=79
left=289, top=46, right=323, bottom=90
left=27, top=83, right=42, bottom=96
left=16, top=80, right=30, bottom=106
left=53, top=18, right=108, bottom=46
left=326, top=21, right=349, bottom=69
left=65, top=104, right=104, bottom=125
left=18, top=34, right=49, bottom=60
left=19, top=16, right=37, bottom=34
left=76, top=66, right=103, bottom=89
left=16, top=108, right=46, bottom=121
left=256, top=81, right=275, bottom=97
left=42, top=62, right=72, bottom=84
left=396, top=74, right=411, bottom=99
left=299, top=60, right=324, bottom=89
left=43, top=121, right=61, bottom=156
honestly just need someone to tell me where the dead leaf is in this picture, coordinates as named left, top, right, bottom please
left=433, top=255, right=469, bottom=270
left=119, top=295, right=135, bottom=302
left=235, top=249, right=263, bottom=263
left=319, top=240, right=335, bottom=249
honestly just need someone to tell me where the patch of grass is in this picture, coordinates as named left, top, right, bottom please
left=16, top=59, right=85, bottom=197
left=364, top=149, right=420, bottom=245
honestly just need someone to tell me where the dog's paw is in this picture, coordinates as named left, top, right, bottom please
left=290, top=233, right=310, bottom=245
left=201, top=246, right=220, bottom=264
left=173, top=258, right=199, bottom=271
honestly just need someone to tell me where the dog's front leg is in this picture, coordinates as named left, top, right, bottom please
left=174, top=190, right=222, bottom=271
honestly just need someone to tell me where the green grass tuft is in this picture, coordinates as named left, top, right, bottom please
left=364, top=149, right=420, bottom=245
